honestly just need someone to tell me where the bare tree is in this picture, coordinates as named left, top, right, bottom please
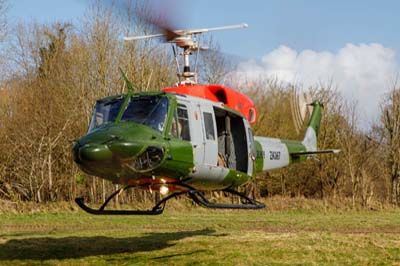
left=381, top=88, right=400, bottom=205
left=197, top=36, right=233, bottom=85
left=0, top=0, right=9, bottom=76
left=0, top=0, right=177, bottom=204
left=0, top=0, right=8, bottom=43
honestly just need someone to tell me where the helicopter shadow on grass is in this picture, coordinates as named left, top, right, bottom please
left=0, top=228, right=221, bottom=261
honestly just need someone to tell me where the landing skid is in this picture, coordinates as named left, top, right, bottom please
left=188, top=188, right=265, bottom=209
left=75, top=185, right=265, bottom=215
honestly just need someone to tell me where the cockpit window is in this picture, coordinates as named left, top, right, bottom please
left=121, top=95, right=169, bottom=133
left=88, top=96, right=125, bottom=132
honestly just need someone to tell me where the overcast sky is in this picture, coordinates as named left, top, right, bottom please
left=9, top=0, right=400, bottom=126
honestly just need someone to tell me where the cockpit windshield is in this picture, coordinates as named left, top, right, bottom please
left=88, top=96, right=125, bottom=132
left=121, top=95, right=169, bottom=133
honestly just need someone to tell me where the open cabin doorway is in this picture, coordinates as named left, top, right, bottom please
left=214, top=107, right=248, bottom=173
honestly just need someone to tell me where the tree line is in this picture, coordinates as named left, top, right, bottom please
left=0, top=1, right=399, bottom=207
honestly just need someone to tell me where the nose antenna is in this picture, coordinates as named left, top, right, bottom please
left=119, top=67, right=136, bottom=93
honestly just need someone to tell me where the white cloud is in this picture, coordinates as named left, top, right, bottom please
left=234, top=43, right=399, bottom=126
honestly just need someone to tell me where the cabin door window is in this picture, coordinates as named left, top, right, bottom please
left=199, top=108, right=218, bottom=166
left=203, top=112, right=216, bottom=140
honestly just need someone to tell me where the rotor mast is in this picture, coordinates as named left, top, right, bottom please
left=124, top=23, right=248, bottom=85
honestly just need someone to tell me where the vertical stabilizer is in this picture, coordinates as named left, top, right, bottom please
left=302, top=101, right=323, bottom=151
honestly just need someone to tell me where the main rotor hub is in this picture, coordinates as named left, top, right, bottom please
left=173, top=35, right=197, bottom=49
left=123, top=23, right=248, bottom=85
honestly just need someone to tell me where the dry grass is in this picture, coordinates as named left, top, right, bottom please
left=0, top=198, right=399, bottom=265
left=0, top=196, right=396, bottom=214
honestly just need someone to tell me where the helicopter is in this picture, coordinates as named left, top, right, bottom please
left=73, top=22, right=339, bottom=215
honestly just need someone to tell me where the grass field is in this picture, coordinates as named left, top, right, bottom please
left=0, top=201, right=399, bottom=266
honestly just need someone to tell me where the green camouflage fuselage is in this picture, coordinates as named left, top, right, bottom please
left=73, top=91, right=322, bottom=191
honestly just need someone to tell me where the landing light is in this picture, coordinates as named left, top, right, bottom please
left=160, top=185, right=169, bottom=195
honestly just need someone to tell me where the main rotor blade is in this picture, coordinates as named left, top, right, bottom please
left=124, top=33, right=166, bottom=41
left=123, top=23, right=249, bottom=42
left=180, top=23, right=248, bottom=35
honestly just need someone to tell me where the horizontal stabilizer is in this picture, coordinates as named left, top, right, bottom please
left=291, top=149, right=341, bottom=156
